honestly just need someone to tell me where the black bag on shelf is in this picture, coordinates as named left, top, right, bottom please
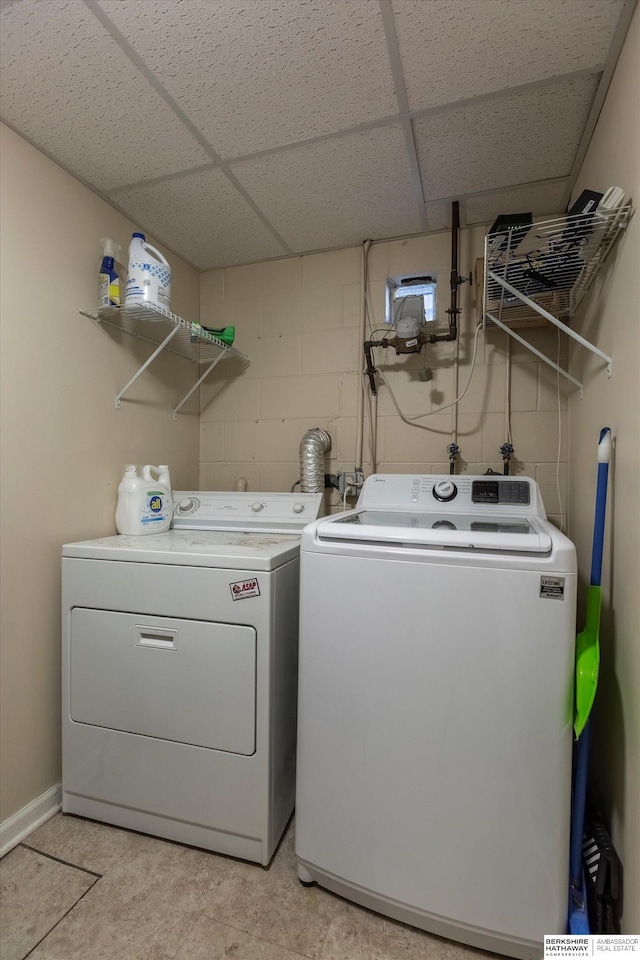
left=562, top=190, right=604, bottom=245
left=487, top=213, right=533, bottom=252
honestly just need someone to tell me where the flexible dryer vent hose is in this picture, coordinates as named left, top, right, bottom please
left=300, top=428, right=331, bottom=493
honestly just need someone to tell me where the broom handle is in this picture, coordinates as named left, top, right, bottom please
left=590, top=428, right=611, bottom=588
left=570, top=722, right=591, bottom=887
left=570, top=429, right=611, bottom=891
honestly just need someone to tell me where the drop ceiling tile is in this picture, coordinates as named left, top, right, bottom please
left=98, top=0, right=396, bottom=158
left=0, top=0, right=211, bottom=190
left=230, top=126, right=422, bottom=252
left=108, top=169, right=287, bottom=270
left=414, top=75, right=600, bottom=202
left=393, top=0, right=626, bottom=111
left=465, top=180, right=570, bottom=225
left=426, top=180, right=570, bottom=231
left=424, top=204, right=452, bottom=232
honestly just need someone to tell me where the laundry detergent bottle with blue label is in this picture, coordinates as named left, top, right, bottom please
left=115, top=464, right=172, bottom=535
left=125, top=232, right=172, bottom=312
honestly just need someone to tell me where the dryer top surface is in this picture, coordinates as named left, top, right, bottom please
left=62, top=529, right=301, bottom=570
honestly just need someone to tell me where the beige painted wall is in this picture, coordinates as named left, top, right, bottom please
left=200, top=229, right=570, bottom=522
left=567, top=5, right=640, bottom=933
left=0, top=124, right=201, bottom=823
left=0, top=4, right=634, bottom=922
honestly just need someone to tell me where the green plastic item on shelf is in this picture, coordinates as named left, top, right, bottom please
left=189, top=323, right=236, bottom=346
left=202, top=324, right=236, bottom=346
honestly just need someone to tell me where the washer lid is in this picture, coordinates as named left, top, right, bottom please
left=62, top=529, right=302, bottom=570
left=315, top=510, right=552, bottom=553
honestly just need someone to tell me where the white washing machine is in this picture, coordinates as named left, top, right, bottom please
left=62, top=489, right=322, bottom=865
left=295, top=474, right=576, bottom=959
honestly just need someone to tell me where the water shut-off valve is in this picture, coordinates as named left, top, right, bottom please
left=447, top=443, right=460, bottom=475
left=500, top=443, right=515, bottom=476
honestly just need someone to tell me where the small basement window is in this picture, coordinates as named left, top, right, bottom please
left=386, top=275, right=436, bottom=326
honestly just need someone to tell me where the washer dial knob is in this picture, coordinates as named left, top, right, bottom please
left=177, top=496, right=199, bottom=515
left=432, top=480, right=457, bottom=502
left=293, top=503, right=305, bottom=514
left=252, top=502, right=265, bottom=512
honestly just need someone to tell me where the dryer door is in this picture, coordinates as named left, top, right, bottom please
left=69, top=609, right=256, bottom=755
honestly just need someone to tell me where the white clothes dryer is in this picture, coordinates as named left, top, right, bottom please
left=62, top=490, right=322, bottom=865
left=295, top=474, right=576, bottom=958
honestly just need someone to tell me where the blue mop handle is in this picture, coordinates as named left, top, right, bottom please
left=570, top=429, right=611, bottom=892
left=570, top=723, right=591, bottom=887
left=590, top=428, right=611, bottom=588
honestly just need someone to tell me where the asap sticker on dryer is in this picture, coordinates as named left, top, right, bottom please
left=230, top=578, right=261, bottom=600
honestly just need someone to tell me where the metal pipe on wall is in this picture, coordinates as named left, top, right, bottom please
left=355, top=240, right=372, bottom=472
left=447, top=200, right=461, bottom=342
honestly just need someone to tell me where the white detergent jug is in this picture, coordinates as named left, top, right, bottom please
left=143, top=464, right=171, bottom=491
left=125, top=232, right=172, bottom=311
left=115, top=463, right=173, bottom=535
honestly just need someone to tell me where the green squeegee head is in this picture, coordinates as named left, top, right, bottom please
left=574, top=584, right=601, bottom=739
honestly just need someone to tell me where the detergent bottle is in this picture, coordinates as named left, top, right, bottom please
left=125, top=232, right=172, bottom=312
left=98, top=238, right=121, bottom=309
left=115, top=464, right=144, bottom=535
left=141, top=464, right=173, bottom=531
left=115, top=464, right=172, bottom=535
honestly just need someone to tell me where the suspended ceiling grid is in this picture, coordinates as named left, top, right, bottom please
left=0, top=0, right=636, bottom=270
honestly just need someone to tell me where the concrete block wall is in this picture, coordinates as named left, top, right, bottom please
left=200, top=227, right=569, bottom=524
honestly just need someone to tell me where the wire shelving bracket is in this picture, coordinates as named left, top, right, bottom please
left=482, top=203, right=633, bottom=395
left=80, top=302, right=249, bottom=417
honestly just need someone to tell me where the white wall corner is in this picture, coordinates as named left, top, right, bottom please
left=0, top=783, right=61, bottom=858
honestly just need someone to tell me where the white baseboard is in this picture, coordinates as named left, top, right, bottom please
left=0, top=783, right=61, bottom=858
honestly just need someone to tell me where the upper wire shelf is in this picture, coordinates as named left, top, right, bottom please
left=80, top=302, right=248, bottom=364
left=482, top=202, right=633, bottom=394
left=483, top=204, right=633, bottom=327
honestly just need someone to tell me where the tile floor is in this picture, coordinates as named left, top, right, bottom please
left=0, top=813, right=497, bottom=960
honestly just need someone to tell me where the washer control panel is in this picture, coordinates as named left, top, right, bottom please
left=172, top=490, right=323, bottom=532
left=358, top=474, right=542, bottom=517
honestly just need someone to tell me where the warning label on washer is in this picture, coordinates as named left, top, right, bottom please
left=230, top=578, right=261, bottom=600
left=540, top=576, right=565, bottom=600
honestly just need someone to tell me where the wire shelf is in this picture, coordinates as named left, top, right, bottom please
left=481, top=202, right=633, bottom=394
left=80, top=301, right=249, bottom=416
left=483, top=204, right=633, bottom=326
left=80, top=302, right=249, bottom=364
